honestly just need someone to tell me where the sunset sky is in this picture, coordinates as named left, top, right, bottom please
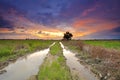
left=0, top=0, right=120, bottom=39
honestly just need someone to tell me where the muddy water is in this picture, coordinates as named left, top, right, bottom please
left=0, top=43, right=55, bottom=80
left=60, top=42, right=98, bottom=80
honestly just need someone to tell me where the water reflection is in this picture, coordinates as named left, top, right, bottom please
left=0, top=48, right=49, bottom=80
left=60, top=42, right=98, bottom=80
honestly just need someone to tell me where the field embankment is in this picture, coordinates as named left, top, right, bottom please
left=62, top=40, right=120, bottom=80
left=84, top=40, right=120, bottom=50
left=0, top=40, right=53, bottom=70
left=38, top=42, right=72, bottom=80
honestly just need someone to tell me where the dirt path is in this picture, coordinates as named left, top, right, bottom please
left=60, top=42, right=99, bottom=80
left=0, top=42, right=99, bottom=80
left=0, top=43, right=55, bottom=80
left=38, top=42, right=72, bottom=80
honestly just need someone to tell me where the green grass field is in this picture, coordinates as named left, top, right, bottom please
left=38, top=42, right=72, bottom=80
left=0, top=40, right=53, bottom=61
left=0, top=40, right=120, bottom=80
left=62, top=40, right=120, bottom=80
left=84, top=40, right=120, bottom=50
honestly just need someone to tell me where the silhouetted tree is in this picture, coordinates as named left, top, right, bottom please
left=63, top=32, right=73, bottom=40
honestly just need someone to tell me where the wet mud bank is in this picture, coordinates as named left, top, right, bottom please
left=62, top=41, right=120, bottom=80
left=60, top=42, right=99, bottom=80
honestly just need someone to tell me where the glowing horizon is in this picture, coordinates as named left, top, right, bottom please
left=0, top=0, right=120, bottom=39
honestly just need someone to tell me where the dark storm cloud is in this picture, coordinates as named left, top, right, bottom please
left=0, top=0, right=120, bottom=39
left=60, top=0, right=95, bottom=19
left=0, top=16, right=13, bottom=29
left=1, top=0, right=120, bottom=26
left=0, top=1, right=23, bottom=15
left=111, top=26, right=120, bottom=33
left=0, top=0, right=32, bottom=32
left=86, top=0, right=120, bottom=21
left=27, top=0, right=71, bottom=26
left=1, top=0, right=70, bottom=26
left=0, top=1, right=25, bottom=29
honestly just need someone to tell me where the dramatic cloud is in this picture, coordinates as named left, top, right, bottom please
left=0, top=16, right=13, bottom=28
left=81, top=26, right=120, bottom=39
left=111, top=26, right=120, bottom=33
left=0, top=0, right=120, bottom=39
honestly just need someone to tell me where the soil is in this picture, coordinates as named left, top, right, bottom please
left=27, top=75, right=37, bottom=80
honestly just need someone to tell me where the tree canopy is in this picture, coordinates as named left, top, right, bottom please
left=63, top=32, right=73, bottom=40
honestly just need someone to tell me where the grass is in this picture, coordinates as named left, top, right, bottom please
left=38, top=42, right=72, bottom=80
left=50, top=42, right=61, bottom=55
left=62, top=40, right=120, bottom=80
left=84, top=40, right=120, bottom=50
left=0, top=40, right=53, bottom=62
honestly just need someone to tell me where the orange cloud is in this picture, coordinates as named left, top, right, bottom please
left=72, top=18, right=119, bottom=38
left=1, top=7, right=119, bottom=39
left=73, top=19, right=96, bottom=28
left=0, top=28, right=13, bottom=33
